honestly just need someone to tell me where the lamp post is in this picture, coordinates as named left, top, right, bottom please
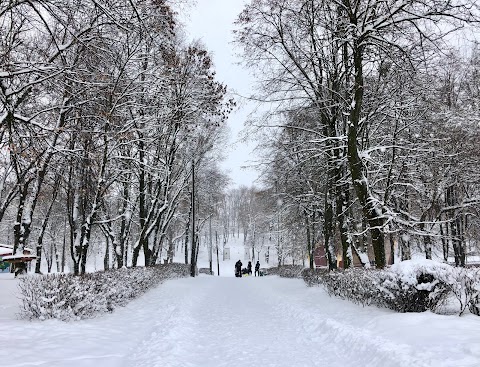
left=190, top=158, right=196, bottom=277
left=216, top=230, right=220, bottom=276
left=209, top=200, right=213, bottom=274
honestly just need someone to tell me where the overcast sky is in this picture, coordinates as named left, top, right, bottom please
left=183, top=0, right=260, bottom=189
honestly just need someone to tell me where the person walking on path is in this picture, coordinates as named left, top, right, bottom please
left=247, top=261, right=252, bottom=275
left=255, top=261, right=260, bottom=277
left=235, top=260, right=243, bottom=277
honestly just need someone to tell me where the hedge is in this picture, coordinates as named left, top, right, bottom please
left=18, top=263, right=190, bottom=321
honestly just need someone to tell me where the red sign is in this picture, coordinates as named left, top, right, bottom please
left=313, top=246, right=327, bottom=267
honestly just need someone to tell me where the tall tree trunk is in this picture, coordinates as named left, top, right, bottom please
left=61, top=217, right=67, bottom=273
left=133, top=135, right=147, bottom=267
left=389, top=231, right=395, bottom=265
left=323, top=184, right=337, bottom=270
left=184, top=193, right=192, bottom=265
left=347, top=41, right=386, bottom=268
left=400, top=233, right=411, bottom=261
left=336, top=178, right=352, bottom=269
left=116, top=179, right=132, bottom=268
left=35, top=247, right=43, bottom=274
left=446, top=185, right=465, bottom=267
left=439, top=216, right=449, bottom=262
left=305, top=210, right=314, bottom=269
left=46, top=248, right=53, bottom=273
left=104, top=236, right=110, bottom=271
left=54, top=241, right=60, bottom=273
left=167, top=231, right=174, bottom=263
left=190, top=163, right=196, bottom=277
left=12, top=183, right=28, bottom=264
left=35, top=174, right=61, bottom=273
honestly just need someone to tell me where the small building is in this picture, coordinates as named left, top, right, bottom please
left=223, top=247, right=230, bottom=261
left=0, top=244, right=36, bottom=275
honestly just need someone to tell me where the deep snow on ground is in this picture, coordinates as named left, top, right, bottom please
left=0, top=273, right=18, bottom=320
left=1, top=273, right=480, bottom=367
left=2, top=238, right=479, bottom=367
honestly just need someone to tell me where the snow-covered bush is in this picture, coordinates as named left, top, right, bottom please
left=199, top=268, right=214, bottom=275
left=303, top=260, right=480, bottom=315
left=468, top=292, right=480, bottom=316
left=267, top=265, right=304, bottom=278
left=376, top=260, right=452, bottom=312
left=322, top=268, right=380, bottom=307
left=449, top=267, right=480, bottom=316
left=301, top=268, right=329, bottom=287
left=19, top=263, right=190, bottom=321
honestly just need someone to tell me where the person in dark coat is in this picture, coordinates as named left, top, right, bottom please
left=255, top=260, right=260, bottom=277
left=235, top=260, right=242, bottom=277
left=247, top=261, right=252, bottom=275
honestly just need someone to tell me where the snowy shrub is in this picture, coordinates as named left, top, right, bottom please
left=301, top=268, right=329, bottom=287
left=322, top=268, right=380, bottom=307
left=199, top=268, right=214, bottom=275
left=305, top=260, right=476, bottom=313
left=468, top=293, right=480, bottom=316
left=448, top=267, right=480, bottom=316
left=19, top=263, right=190, bottom=321
left=304, top=261, right=480, bottom=315
left=267, top=265, right=304, bottom=278
left=377, top=260, right=452, bottom=313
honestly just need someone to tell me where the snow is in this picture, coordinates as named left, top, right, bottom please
left=0, top=244, right=12, bottom=256
left=0, top=112, right=7, bottom=124
left=1, top=271, right=480, bottom=366
left=0, top=273, right=18, bottom=319
left=1, top=254, right=36, bottom=260
left=0, top=244, right=34, bottom=256
left=357, top=250, right=371, bottom=267
left=1, top=240, right=479, bottom=366
left=389, top=258, right=454, bottom=286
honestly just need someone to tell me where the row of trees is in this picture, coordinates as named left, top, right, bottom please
left=234, top=0, right=480, bottom=269
left=0, top=0, right=233, bottom=275
left=218, top=186, right=302, bottom=267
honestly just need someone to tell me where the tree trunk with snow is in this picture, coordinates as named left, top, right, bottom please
left=347, top=42, right=386, bottom=269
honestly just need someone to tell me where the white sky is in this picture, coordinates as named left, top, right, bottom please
left=183, top=0, right=260, bottom=189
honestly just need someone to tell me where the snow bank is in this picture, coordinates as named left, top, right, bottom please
left=0, top=273, right=19, bottom=320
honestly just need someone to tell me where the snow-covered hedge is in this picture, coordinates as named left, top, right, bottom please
left=267, top=265, right=305, bottom=278
left=199, top=268, right=214, bottom=275
left=302, top=260, right=480, bottom=315
left=449, top=267, right=480, bottom=316
left=377, top=260, right=453, bottom=312
left=301, top=268, right=329, bottom=286
left=18, top=263, right=190, bottom=321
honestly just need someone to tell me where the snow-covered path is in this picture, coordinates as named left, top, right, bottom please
left=128, top=276, right=321, bottom=367
left=126, top=276, right=480, bottom=367
left=1, top=275, right=479, bottom=367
